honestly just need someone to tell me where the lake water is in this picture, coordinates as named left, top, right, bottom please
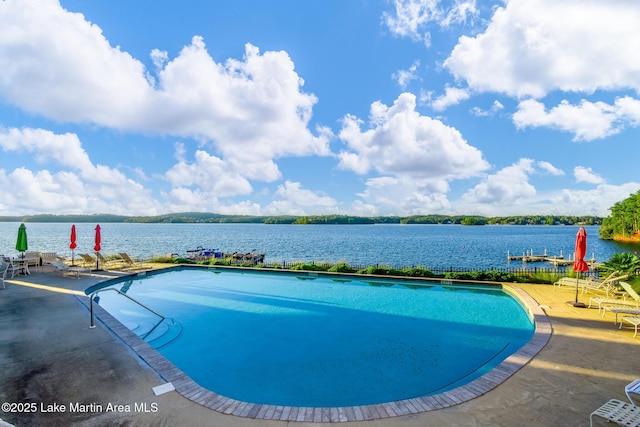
left=0, top=222, right=638, bottom=270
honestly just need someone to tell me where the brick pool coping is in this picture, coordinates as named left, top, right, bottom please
left=78, top=279, right=551, bottom=422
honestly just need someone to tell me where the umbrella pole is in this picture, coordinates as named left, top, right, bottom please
left=567, top=272, right=587, bottom=308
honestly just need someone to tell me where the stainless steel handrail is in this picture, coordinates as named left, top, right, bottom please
left=89, top=287, right=165, bottom=328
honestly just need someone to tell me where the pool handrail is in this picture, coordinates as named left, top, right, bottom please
left=89, top=287, right=165, bottom=329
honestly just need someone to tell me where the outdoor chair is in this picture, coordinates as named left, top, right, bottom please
left=602, top=304, right=640, bottom=325
left=590, top=399, right=640, bottom=427
left=39, top=252, right=59, bottom=271
left=553, top=276, right=595, bottom=292
left=582, top=272, right=629, bottom=296
left=118, top=253, right=149, bottom=270
left=619, top=316, right=640, bottom=338
left=589, top=279, right=636, bottom=313
left=96, top=252, right=117, bottom=269
left=49, top=261, right=88, bottom=279
left=0, top=259, right=7, bottom=289
left=626, top=379, right=640, bottom=407
left=79, top=254, right=96, bottom=269
left=3, top=256, right=27, bottom=278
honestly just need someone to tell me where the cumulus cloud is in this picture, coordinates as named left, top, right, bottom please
left=356, top=176, right=452, bottom=215
left=574, top=166, right=605, bottom=184
left=444, top=0, right=640, bottom=98
left=264, top=181, right=339, bottom=215
left=338, top=93, right=489, bottom=184
left=430, top=85, right=471, bottom=111
left=0, top=127, right=158, bottom=215
left=513, top=99, right=624, bottom=141
left=550, top=183, right=640, bottom=216
left=0, top=0, right=330, bottom=186
left=462, top=158, right=537, bottom=205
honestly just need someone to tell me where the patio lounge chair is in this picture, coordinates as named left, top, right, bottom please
left=119, top=253, right=148, bottom=270
left=96, top=252, right=118, bottom=269
left=602, top=305, right=640, bottom=325
left=619, top=316, right=640, bottom=338
left=626, top=379, right=640, bottom=407
left=79, top=253, right=96, bottom=269
left=40, top=252, right=59, bottom=271
left=590, top=281, right=639, bottom=313
left=0, top=259, right=7, bottom=289
left=553, top=276, right=591, bottom=290
left=49, top=261, right=87, bottom=279
left=583, top=273, right=629, bottom=296
left=590, top=399, right=640, bottom=427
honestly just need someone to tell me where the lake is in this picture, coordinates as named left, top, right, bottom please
left=0, top=222, right=638, bottom=270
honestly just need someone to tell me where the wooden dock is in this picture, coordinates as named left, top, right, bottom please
left=507, top=250, right=598, bottom=267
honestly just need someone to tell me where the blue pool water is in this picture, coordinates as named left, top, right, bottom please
left=89, top=268, right=535, bottom=407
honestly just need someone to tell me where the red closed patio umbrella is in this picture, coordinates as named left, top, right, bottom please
left=94, top=224, right=101, bottom=270
left=70, top=225, right=77, bottom=265
left=569, top=227, right=589, bottom=307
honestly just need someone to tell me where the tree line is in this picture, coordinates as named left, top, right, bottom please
left=0, top=212, right=602, bottom=226
left=599, top=190, right=640, bottom=240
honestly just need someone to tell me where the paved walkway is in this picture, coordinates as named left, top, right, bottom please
left=1, top=268, right=638, bottom=427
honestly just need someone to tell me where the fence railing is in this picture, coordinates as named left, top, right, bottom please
left=209, top=258, right=593, bottom=279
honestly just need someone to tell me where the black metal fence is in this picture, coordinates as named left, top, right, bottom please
left=217, top=259, right=588, bottom=279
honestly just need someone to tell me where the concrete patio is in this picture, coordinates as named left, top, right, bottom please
left=0, top=268, right=638, bottom=427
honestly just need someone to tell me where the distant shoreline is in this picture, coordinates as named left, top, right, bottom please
left=612, top=233, right=640, bottom=243
left=0, top=212, right=602, bottom=226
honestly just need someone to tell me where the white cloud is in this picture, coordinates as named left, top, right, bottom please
left=550, top=183, right=640, bottom=216
left=356, top=176, right=452, bottom=215
left=0, top=127, right=159, bottom=215
left=430, top=85, right=470, bottom=111
left=383, top=0, right=440, bottom=46
left=383, top=0, right=479, bottom=47
left=165, top=149, right=254, bottom=198
left=444, top=0, right=640, bottom=98
left=338, top=93, right=489, bottom=186
left=441, top=1, right=478, bottom=27
left=537, top=161, right=564, bottom=176
left=513, top=97, right=640, bottom=141
left=393, top=60, right=421, bottom=89
left=574, top=166, right=605, bottom=184
left=0, top=0, right=331, bottom=186
left=470, top=100, right=504, bottom=117
left=462, top=158, right=537, bottom=205
left=513, top=99, right=623, bottom=141
left=264, top=181, right=339, bottom=215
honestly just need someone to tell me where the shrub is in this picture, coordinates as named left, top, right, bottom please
left=328, top=262, right=357, bottom=273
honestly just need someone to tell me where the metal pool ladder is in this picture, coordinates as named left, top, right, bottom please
left=89, top=287, right=165, bottom=329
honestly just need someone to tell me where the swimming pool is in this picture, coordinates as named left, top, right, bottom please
left=87, top=267, right=535, bottom=409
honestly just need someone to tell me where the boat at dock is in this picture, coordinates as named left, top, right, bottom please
left=186, top=246, right=265, bottom=264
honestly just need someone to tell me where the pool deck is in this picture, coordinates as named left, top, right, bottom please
left=1, top=267, right=639, bottom=427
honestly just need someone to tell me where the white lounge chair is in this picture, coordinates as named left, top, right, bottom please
left=619, top=316, right=640, bottom=338
left=620, top=282, right=640, bottom=304
left=0, top=259, right=7, bottom=289
left=590, top=281, right=639, bottom=313
left=590, top=398, right=640, bottom=427
left=40, top=252, right=59, bottom=271
left=626, top=379, right=640, bottom=407
left=583, top=273, right=629, bottom=296
left=50, top=261, right=86, bottom=279
left=119, top=253, right=149, bottom=270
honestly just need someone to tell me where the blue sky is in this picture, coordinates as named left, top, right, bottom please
left=1, top=0, right=639, bottom=217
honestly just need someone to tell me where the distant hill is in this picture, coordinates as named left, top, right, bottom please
left=0, top=212, right=602, bottom=226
